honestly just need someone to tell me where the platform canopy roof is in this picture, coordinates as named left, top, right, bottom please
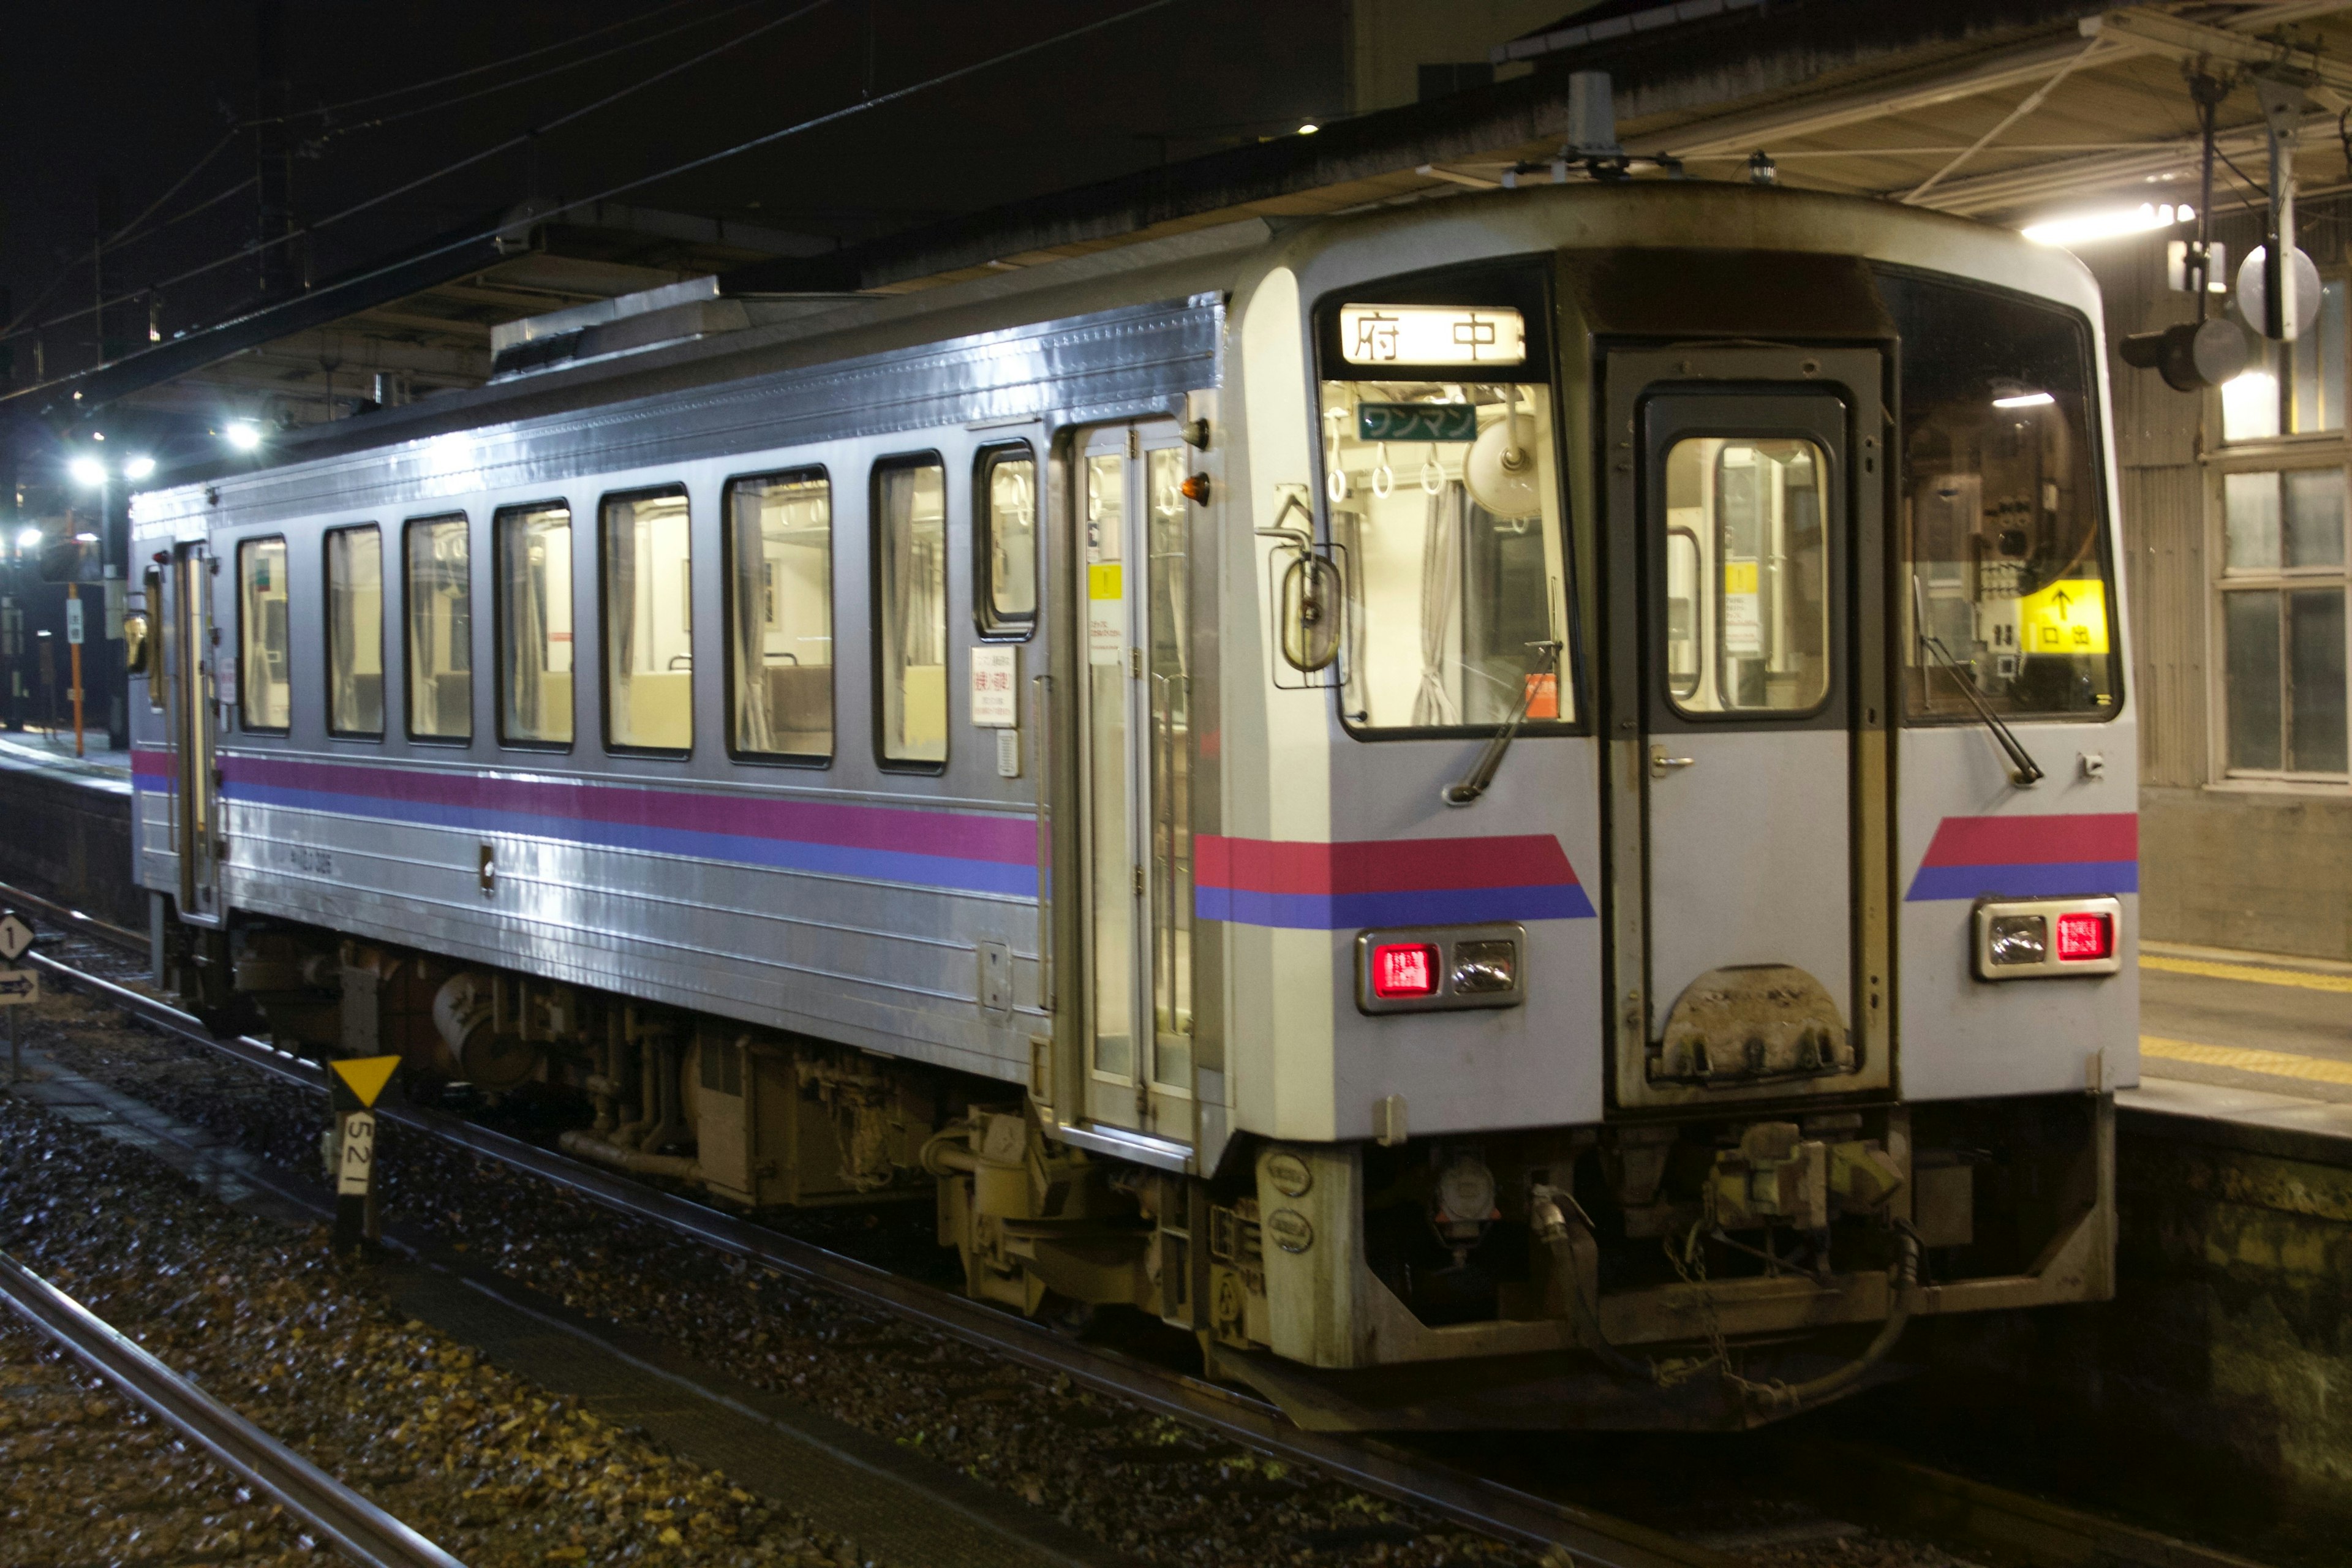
left=723, top=0, right=2352, bottom=296
left=14, top=1, right=2352, bottom=429
left=0, top=202, right=832, bottom=426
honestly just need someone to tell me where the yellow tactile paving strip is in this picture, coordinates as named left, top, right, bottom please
left=2140, top=1035, right=2352, bottom=1087
left=2141, top=954, right=2352, bottom=995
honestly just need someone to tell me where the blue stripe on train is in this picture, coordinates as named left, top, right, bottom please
left=1904, top=859, right=2138, bottom=903
left=1196, top=883, right=1597, bottom=929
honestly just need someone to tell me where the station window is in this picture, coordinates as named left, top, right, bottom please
left=1878, top=269, right=2119, bottom=723
left=2219, top=467, right=2348, bottom=777
left=237, top=535, right=290, bottom=733
left=874, top=457, right=947, bottom=766
left=496, top=502, right=573, bottom=747
left=601, top=488, right=693, bottom=754
left=323, top=524, right=383, bottom=739
left=404, top=515, right=472, bottom=742
left=725, top=469, right=832, bottom=761
left=976, top=443, right=1036, bottom=637
left=2221, top=277, right=2347, bottom=442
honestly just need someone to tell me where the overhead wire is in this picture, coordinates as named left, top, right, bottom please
left=6, top=0, right=790, bottom=344
left=7, top=0, right=1183, bottom=355
left=5, top=0, right=840, bottom=346
left=1, top=130, right=246, bottom=337
left=307, top=0, right=781, bottom=141
left=251, top=0, right=727, bottom=125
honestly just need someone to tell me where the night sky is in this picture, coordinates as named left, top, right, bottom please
left=1, top=0, right=1344, bottom=382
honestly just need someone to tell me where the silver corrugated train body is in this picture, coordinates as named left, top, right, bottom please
left=129, top=185, right=2139, bottom=1430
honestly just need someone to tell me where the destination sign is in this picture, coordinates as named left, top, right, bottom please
left=1339, top=304, right=1525, bottom=368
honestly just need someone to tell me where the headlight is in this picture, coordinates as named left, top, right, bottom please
left=1988, top=914, right=2048, bottom=966
left=1972, top=897, right=2124, bottom=980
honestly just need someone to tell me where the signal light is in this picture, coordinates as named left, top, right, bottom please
left=2054, top=910, right=2113, bottom=962
left=1370, top=943, right=1439, bottom=998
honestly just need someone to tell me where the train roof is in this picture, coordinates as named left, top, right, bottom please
left=135, top=181, right=2096, bottom=523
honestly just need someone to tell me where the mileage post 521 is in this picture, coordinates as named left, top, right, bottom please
left=324, top=1055, right=400, bottom=1253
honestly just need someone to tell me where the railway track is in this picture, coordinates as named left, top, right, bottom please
left=0, top=1246, right=466, bottom=1568
left=0, top=878, right=2272, bottom=1568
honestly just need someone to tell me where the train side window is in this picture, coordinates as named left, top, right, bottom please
left=1878, top=270, right=2119, bottom=722
left=495, top=502, right=574, bottom=748
left=236, top=535, right=291, bottom=733
left=601, top=487, right=693, bottom=755
left=873, top=456, right=948, bottom=767
left=976, top=443, right=1036, bottom=637
left=1662, top=439, right=1831, bottom=717
left=725, top=469, right=832, bottom=762
left=404, top=515, right=472, bottom=742
left=324, top=524, right=384, bottom=739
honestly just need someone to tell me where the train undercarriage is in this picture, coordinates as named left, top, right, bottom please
left=169, top=915, right=2114, bottom=1431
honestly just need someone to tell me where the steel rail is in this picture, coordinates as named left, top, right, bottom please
left=18, top=925, right=2275, bottom=1568
left=17, top=944, right=1716, bottom=1568
left=0, top=1246, right=467, bottom=1568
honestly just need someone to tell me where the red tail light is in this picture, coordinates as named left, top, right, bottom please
left=2054, top=910, right=2113, bottom=961
left=1370, top=943, right=1439, bottom=998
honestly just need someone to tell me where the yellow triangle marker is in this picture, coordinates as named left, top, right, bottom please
left=330, top=1055, right=401, bottom=1109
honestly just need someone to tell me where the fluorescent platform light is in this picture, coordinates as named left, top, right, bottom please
left=224, top=421, right=262, bottom=451
left=1992, top=391, right=2056, bottom=409
left=67, top=455, right=105, bottom=486
left=124, top=455, right=156, bottom=480
left=2021, top=202, right=2193, bottom=247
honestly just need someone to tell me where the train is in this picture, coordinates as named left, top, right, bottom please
left=124, top=179, right=2137, bottom=1430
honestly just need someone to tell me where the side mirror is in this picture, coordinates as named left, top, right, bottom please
left=122, top=611, right=153, bottom=677
left=1279, top=554, right=1343, bottom=673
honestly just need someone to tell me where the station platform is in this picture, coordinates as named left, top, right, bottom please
left=0, top=728, right=131, bottom=792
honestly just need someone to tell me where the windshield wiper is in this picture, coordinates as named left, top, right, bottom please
left=1919, top=587, right=2051, bottom=790
left=1444, top=639, right=1563, bottom=806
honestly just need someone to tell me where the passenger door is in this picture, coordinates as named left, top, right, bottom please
left=170, top=541, right=224, bottom=925
left=1605, top=350, right=1890, bottom=1107
left=1074, top=422, right=1196, bottom=1148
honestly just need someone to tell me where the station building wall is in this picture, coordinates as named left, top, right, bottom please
left=2085, top=195, right=2352, bottom=959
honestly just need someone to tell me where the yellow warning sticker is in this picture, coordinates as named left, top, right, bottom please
left=1722, top=560, right=1758, bottom=595
left=2015, top=578, right=2108, bottom=656
left=1087, top=562, right=1123, bottom=601
left=330, top=1055, right=401, bottom=1109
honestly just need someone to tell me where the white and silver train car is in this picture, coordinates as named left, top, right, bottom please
left=128, top=183, right=2137, bottom=1428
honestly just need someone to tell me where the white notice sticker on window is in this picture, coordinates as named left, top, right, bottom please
left=970, top=644, right=1018, bottom=726
left=1087, top=561, right=1125, bottom=666
left=1722, top=560, right=1762, bottom=657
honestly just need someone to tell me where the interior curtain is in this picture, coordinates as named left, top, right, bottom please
left=883, top=471, right=914, bottom=737
left=1413, top=483, right=1463, bottom=726
left=509, top=522, right=545, bottom=732
left=608, top=502, right=638, bottom=730
left=731, top=494, right=776, bottom=752
left=329, top=537, right=357, bottom=728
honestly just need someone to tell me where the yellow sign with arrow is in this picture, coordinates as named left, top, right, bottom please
left=2015, top=578, right=2108, bottom=657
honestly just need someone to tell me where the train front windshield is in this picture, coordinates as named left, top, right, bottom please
left=1316, top=291, right=1574, bottom=738
left=1883, top=271, right=2120, bottom=722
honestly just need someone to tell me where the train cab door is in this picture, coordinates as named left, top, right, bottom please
left=1605, top=347, right=1891, bottom=1106
left=169, top=541, right=224, bottom=925
left=1070, top=421, right=1197, bottom=1152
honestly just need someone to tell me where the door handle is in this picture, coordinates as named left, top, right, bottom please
left=1649, top=744, right=1695, bottom=779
